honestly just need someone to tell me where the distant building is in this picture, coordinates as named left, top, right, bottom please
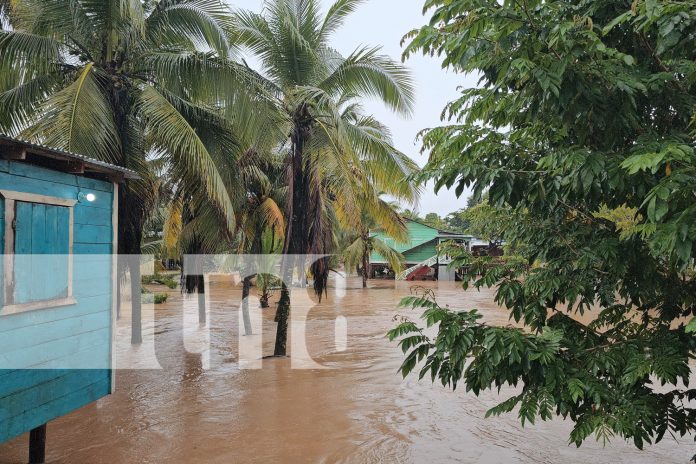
left=369, top=218, right=472, bottom=281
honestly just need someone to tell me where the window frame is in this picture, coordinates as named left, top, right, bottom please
left=1, top=190, right=77, bottom=315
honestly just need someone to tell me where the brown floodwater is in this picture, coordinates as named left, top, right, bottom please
left=0, top=278, right=693, bottom=463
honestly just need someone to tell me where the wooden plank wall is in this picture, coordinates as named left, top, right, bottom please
left=370, top=220, right=440, bottom=264
left=402, top=240, right=439, bottom=264
left=0, top=160, right=113, bottom=443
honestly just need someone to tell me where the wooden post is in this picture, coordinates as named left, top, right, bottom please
left=197, top=274, right=206, bottom=324
left=131, top=263, right=142, bottom=345
left=241, top=276, right=253, bottom=336
left=28, top=424, right=46, bottom=464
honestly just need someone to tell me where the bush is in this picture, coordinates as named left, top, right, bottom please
left=141, top=291, right=168, bottom=305
left=141, top=274, right=178, bottom=289
left=161, top=277, right=178, bottom=289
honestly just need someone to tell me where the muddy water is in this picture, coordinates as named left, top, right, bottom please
left=1, top=279, right=693, bottom=463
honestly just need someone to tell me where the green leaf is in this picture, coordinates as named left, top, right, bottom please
left=602, top=11, right=634, bottom=35
left=686, top=318, right=696, bottom=334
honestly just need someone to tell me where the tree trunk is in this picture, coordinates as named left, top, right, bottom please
left=120, top=186, right=145, bottom=345
left=362, top=242, right=369, bottom=288
left=117, top=192, right=145, bottom=345
left=259, top=288, right=270, bottom=308
left=116, top=270, right=121, bottom=320
left=274, top=107, right=314, bottom=355
left=114, top=98, right=145, bottom=345
left=183, top=274, right=206, bottom=324
left=129, top=263, right=142, bottom=345
left=273, top=282, right=290, bottom=356
left=197, top=275, right=206, bottom=324
left=241, top=275, right=253, bottom=336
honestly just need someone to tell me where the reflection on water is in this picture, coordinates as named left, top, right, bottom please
left=0, top=278, right=693, bottom=463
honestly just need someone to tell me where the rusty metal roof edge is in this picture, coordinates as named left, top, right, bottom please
left=0, top=134, right=139, bottom=180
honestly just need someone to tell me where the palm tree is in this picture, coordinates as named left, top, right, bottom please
left=0, top=0, right=263, bottom=342
left=234, top=149, right=286, bottom=335
left=235, top=0, right=417, bottom=356
left=343, top=196, right=406, bottom=288
left=157, top=134, right=286, bottom=332
left=399, top=208, right=422, bottom=222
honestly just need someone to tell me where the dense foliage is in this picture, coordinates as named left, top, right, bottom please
left=0, top=0, right=269, bottom=342
left=0, top=0, right=417, bottom=347
left=460, top=201, right=510, bottom=249
left=390, top=0, right=696, bottom=450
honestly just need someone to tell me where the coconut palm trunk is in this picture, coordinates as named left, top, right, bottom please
left=273, top=282, right=291, bottom=356
left=181, top=209, right=208, bottom=326
left=273, top=107, right=316, bottom=356
left=113, top=97, right=147, bottom=343
left=183, top=270, right=206, bottom=324
left=192, top=275, right=206, bottom=324
left=361, top=234, right=370, bottom=288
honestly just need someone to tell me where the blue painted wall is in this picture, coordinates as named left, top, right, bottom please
left=0, top=160, right=113, bottom=443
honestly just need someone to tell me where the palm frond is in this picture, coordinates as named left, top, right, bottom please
left=134, top=85, right=236, bottom=234
left=22, top=63, right=122, bottom=163
left=371, top=236, right=404, bottom=272
left=320, top=0, right=364, bottom=41
left=0, top=30, right=65, bottom=75
left=0, top=70, right=65, bottom=135
left=162, top=197, right=183, bottom=258
left=141, top=239, right=162, bottom=256
left=145, top=0, right=234, bottom=57
left=258, top=196, right=285, bottom=233
left=120, top=0, right=145, bottom=37
left=344, top=115, right=420, bottom=203
left=342, top=234, right=364, bottom=273
left=366, top=196, right=409, bottom=243
left=318, top=45, right=415, bottom=116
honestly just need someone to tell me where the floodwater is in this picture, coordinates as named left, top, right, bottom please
left=0, top=278, right=693, bottom=463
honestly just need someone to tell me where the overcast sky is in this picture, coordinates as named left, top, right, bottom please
left=231, top=0, right=478, bottom=216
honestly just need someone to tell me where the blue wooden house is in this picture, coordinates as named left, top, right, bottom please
left=0, top=136, right=135, bottom=462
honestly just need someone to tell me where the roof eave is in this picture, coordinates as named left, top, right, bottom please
left=0, top=135, right=138, bottom=181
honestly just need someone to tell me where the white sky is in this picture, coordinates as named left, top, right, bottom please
left=231, top=0, right=478, bottom=216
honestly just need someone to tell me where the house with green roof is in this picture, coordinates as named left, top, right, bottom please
left=370, top=219, right=472, bottom=281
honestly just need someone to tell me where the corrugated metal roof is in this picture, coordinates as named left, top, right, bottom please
left=404, top=218, right=468, bottom=236
left=0, top=135, right=138, bottom=180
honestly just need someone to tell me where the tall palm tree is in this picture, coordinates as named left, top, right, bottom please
left=0, top=0, right=264, bottom=342
left=234, top=0, right=417, bottom=356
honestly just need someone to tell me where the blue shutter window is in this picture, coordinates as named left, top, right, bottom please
left=13, top=201, right=71, bottom=304
left=0, top=190, right=77, bottom=313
